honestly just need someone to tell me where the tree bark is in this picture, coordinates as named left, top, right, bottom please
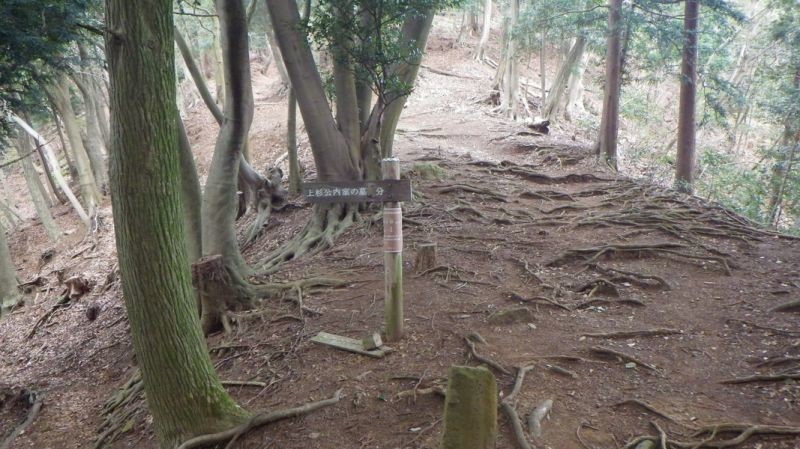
left=266, top=0, right=359, bottom=181
left=262, top=0, right=291, bottom=90
left=47, top=77, right=101, bottom=213
left=70, top=73, right=110, bottom=191
left=543, top=35, right=586, bottom=122
left=675, top=0, right=699, bottom=193
left=475, top=0, right=492, bottom=61
left=105, top=0, right=249, bottom=446
left=48, top=101, right=78, bottom=180
left=201, top=0, right=257, bottom=280
left=0, top=221, right=20, bottom=318
left=287, top=89, right=301, bottom=195
left=17, top=133, right=60, bottom=242
left=596, top=0, right=623, bottom=170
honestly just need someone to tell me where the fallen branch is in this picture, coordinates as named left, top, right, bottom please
left=177, top=389, right=343, bottom=449
left=500, top=365, right=536, bottom=449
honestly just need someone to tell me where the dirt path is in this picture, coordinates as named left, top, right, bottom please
left=2, top=25, right=799, bottom=449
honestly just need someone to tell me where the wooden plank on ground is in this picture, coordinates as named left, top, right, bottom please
left=310, top=331, right=392, bottom=358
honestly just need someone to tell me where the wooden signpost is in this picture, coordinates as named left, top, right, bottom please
left=303, top=158, right=411, bottom=342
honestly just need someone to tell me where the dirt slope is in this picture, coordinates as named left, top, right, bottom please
left=2, top=22, right=800, bottom=449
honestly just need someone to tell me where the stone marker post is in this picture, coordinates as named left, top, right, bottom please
left=441, top=366, right=498, bottom=449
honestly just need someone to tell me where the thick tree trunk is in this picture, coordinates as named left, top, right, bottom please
left=564, top=47, right=587, bottom=121
left=266, top=0, right=359, bottom=181
left=48, top=78, right=101, bottom=213
left=11, top=115, right=90, bottom=227
left=675, top=0, right=699, bottom=193
left=0, top=221, right=20, bottom=317
left=17, top=134, right=60, bottom=242
left=178, top=116, right=203, bottom=264
left=105, top=0, right=248, bottom=446
left=475, top=0, right=492, bottom=61
left=543, top=35, right=586, bottom=122
left=596, top=0, right=623, bottom=170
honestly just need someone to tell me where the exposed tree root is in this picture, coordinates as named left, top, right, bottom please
left=613, top=399, right=690, bottom=428
left=508, top=292, right=570, bottom=311
left=721, top=373, right=800, bottom=384
left=626, top=423, right=800, bottom=448
left=519, top=189, right=576, bottom=202
left=470, top=160, right=612, bottom=185
left=1, top=389, right=42, bottom=449
left=176, top=389, right=343, bottom=449
left=573, top=298, right=646, bottom=309
left=95, top=371, right=145, bottom=449
left=588, top=346, right=660, bottom=373
left=257, top=203, right=358, bottom=275
left=726, top=318, right=800, bottom=337
left=437, top=183, right=508, bottom=202
left=548, top=243, right=732, bottom=275
left=771, top=300, right=800, bottom=313
left=500, top=365, right=536, bottom=449
left=464, top=335, right=511, bottom=375
left=585, top=263, right=671, bottom=291
left=582, top=328, right=681, bottom=339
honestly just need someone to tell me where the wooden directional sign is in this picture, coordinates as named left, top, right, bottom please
left=302, top=179, right=412, bottom=204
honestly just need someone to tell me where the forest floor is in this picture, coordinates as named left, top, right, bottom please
left=2, top=22, right=800, bottom=449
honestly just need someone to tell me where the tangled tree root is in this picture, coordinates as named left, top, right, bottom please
left=470, top=160, right=612, bottom=185
left=257, top=203, right=358, bottom=275
left=548, top=243, right=732, bottom=275
left=626, top=423, right=800, bottom=448
left=95, top=371, right=145, bottom=449
left=176, top=389, right=342, bottom=449
left=437, top=183, right=508, bottom=202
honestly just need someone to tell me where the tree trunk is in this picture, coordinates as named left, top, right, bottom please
left=475, top=0, right=492, bottom=61
left=266, top=0, right=359, bottom=181
left=0, top=221, right=20, bottom=317
left=105, top=0, right=248, bottom=446
left=596, top=0, right=623, bottom=170
left=287, top=89, right=302, bottom=195
left=11, top=114, right=90, bottom=228
left=213, top=17, right=226, bottom=107
left=262, top=1, right=291, bottom=90
left=70, top=74, right=110, bottom=191
left=542, top=35, right=586, bottom=122
left=47, top=77, right=100, bottom=213
left=675, top=0, right=699, bottom=193
left=497, top=0, right=519, bottom=119
left=49, top=102, right=78, bottom=180
left=564, top=45, right=587, bottom=121
left=178, top=115, right=203, bottom=264
left=17, top=134, right=60, bottom=242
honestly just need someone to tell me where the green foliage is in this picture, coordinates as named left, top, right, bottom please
left=0, top=0, right=95, bottom=141
left=307, top=0, right=458, bottom=105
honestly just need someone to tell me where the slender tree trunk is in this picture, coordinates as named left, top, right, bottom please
left=70, top=74, right=110, bottom=191
left=675, top=0, right=699, bottom=193
left=213, top=18, right=225, bottom=107
left=262, top=1, right=291, bottom=90
left=475, top=0, right=492, bottom=61
left=36, top=142, right=66, bottom=204
left=201, top=0, right=257, bottom=292
left=0, top=221, right=20, bottom=317
left=105, top=0, right=248, bottom=446
left=11, top=114, right=90, bottom=227
left=48, top=78, right=101, bottom=212
left=17, top=134, right=60, bottom=241
left=49, top=102, right=78, bottom=180
left=498, top=0, right=520, bottom=119
left=596, top=0, right=623, bottom=170
left=540, top=30, right=546, bottom=106
left=543, top=35, right=586, bottom=121
left=287, top=89, right=301, bottom=195
left=565, top=45, right=587, bottom=121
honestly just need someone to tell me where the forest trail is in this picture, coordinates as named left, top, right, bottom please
left=2, top=27, right=800, bottom=449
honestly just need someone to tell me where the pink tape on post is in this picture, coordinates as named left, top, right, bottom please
left=383, top=207, right=403, bottom=253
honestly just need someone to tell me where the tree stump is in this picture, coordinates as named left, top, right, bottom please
left=414, top=242, right=437, bottom=273
left=441, top=366, right=497, bottom=449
